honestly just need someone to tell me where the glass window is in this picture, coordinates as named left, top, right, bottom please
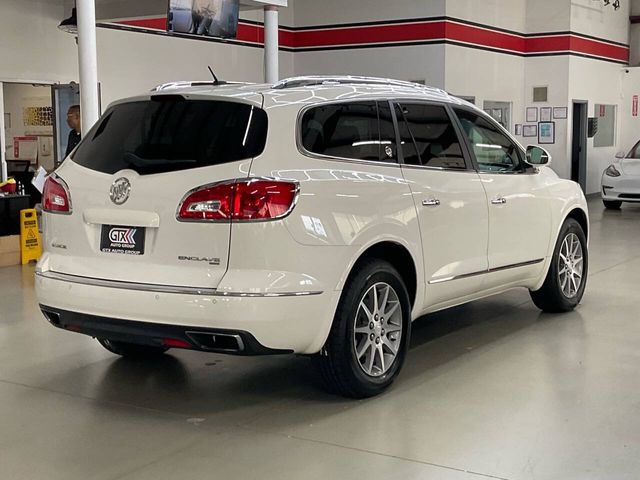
left=396, top=103, right=466, bottom=169
left=627, top=140, right=640, bottom=159
left=72, top=99, right=268, bottom=175
left=594, top=104, right=616, bottom=148
left=300, top=101, right=396, bottom=163
left=454, top=108, right=523, bottom=173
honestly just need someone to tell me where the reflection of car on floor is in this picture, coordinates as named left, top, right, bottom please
left=602, top=140, right=640, bottom=209
left=36, top=76, right=589, bottom=398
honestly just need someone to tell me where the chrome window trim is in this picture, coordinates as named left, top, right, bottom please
left=428, top=258, right=545, bottom=285
left=36, top=270, right=323, bottom=297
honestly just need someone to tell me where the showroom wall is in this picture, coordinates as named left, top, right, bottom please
left=0, top=0, right=78, bottom=84
left=1, top=0, right=633, bottom=193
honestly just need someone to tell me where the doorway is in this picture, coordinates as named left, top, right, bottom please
left=571, top=101, right=588, bottom=192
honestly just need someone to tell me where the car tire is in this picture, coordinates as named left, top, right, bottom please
left=97, top=338, right=169, bottom=358
left=603, top=200, right=622, bottom=210
left=313, top=259, right=412, bottom=398
left=530, top=218, right=588, bottom=313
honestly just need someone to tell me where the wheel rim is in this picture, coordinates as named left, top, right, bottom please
left=353, top=282, right=403, bottom=377
left=558, top=233, right=584, bottom=299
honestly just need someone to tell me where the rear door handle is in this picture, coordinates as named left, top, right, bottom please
left=422, top=198, right=441, bottom=207
left=491, top=197, right=507, bottom=205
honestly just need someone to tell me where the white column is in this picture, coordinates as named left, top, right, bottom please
left=263, top=6, right=279, bottom=84
left=76, top=0, right=100, bottom=134
left=0, top=83, right=6, bottom=182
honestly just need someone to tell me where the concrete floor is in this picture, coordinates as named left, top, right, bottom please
left=1, top=197, right=640, bottom=480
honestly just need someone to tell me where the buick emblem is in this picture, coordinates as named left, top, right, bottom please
left=110, top=177, right=131, bottom=205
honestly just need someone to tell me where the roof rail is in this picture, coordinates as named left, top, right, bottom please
left=272, top=75, right=446, bottom=94
left=151, top=81, right=252, bottom=92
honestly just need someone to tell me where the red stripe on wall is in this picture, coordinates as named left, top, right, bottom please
left=445, top=22, right=525, bottom=52
left=112, top=17, right=629, bottom=63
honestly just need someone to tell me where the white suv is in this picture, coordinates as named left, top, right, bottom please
left=36, top=76, right=589, bottom=398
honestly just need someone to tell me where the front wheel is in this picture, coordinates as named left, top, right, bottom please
left=98, top=338, right=168, bottom=358
left=603, top=200, right=622, bottom=210
left=313, top=259, right=411, bottom=398
left=530, top=218, right=588, bottom=313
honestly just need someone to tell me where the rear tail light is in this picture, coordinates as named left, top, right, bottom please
left=178, top=178, right=298, bottom=222
left=43, top=175, right=72, bottom=214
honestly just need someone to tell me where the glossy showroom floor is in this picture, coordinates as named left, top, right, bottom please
left=1, top=197, right=639, bottom=480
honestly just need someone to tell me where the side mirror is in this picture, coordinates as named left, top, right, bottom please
left=526, top=145, right=552, bottom=166
left=615, top=151, right=626, bottom=159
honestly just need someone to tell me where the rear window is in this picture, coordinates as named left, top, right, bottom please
left=72, top=98, right=268, bottom=175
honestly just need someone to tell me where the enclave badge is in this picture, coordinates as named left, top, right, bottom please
left=110, top=177, right=131, bottom=205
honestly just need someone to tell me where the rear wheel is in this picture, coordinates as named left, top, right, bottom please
left=313, top=259, right=411, bottom=398
left=603, top=200, right=622, bottom=210
left=530, top=218, right=588, bottom=313
left=98, top=338, right=168, bottom=358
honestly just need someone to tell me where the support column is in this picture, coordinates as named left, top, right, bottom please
left=263, top=6, right=279, bottom=84
left=0, top=83, right=6, bottom=182
left=76, top=0, right=100, bottom=134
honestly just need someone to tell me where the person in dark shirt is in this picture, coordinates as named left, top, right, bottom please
left=65, top=105, right=81, bottom=157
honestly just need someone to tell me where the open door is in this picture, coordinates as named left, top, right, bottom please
left=51, top=83, right=80, bottom=168
left=571, top=101, right=588, bottom=192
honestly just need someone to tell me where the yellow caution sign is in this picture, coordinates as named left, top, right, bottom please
left=20, top=209, right=42, bottom=264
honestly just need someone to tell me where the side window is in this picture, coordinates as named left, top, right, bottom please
left=454, top=108, right=523, bottom=173
left=300, top=101, right=396, bottom=163
left=396, top=103, right=466, bottom=169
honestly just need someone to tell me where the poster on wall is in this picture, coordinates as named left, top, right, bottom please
left=538, top=122, right=555, bottom=144
left=22, top=97, right=53, bottom=136
left=523, top=125, right=538, bottom=137
left=633, top=95, right=638, bottom=117
left=515, top=124, right=522, bottom=136
left=540, top=107, right=552, bottom=122
left=553, top=107, right=568, bottom=119
left=526, top=107, right=538, bottom=123
left=167, top=0, right=240, bottom=38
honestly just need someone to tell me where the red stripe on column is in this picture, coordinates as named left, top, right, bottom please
left=446, top=22, right=525, bottom=52
left=569, top=36, right=629, bottom=61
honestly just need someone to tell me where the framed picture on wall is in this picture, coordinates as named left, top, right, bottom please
left=538, top=122, right=555, bottom=144
left=526, top=107, right=538, bottom=123
left=523, top=124, right=538, bottom=137
left=540, top=107, right=552, bottom=122
left=553, top=107, right=568, bottom=119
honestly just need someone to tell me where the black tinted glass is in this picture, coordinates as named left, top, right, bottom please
left=397, top=103, right=466, bottom=169
left=72, top=98, right=268, bottom=175
left=300, top=101, right=396, bottom=163
left=454, top=108, right=523, bottom=173
left=394, top=104, right=420, bottom=165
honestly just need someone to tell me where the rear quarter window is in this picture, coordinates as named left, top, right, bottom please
left=71, top=98, right=268, bottom=175
left=300, top=101, right=397, bottom=163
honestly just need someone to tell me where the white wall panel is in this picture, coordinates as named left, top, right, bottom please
left=0, top=0, right=78, bottom=83
left=568, top=57, right=626, bottom=193
left=293, top=45, right=445, bottom=88
left=447, top=0, right=527, bottom=31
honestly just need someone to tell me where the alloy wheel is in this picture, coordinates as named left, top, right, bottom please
left=353, top=282, right=403, bottom=377
left=558, top=233, right=584, bottom=298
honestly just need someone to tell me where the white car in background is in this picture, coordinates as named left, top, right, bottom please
left=602, top=140, right=640, bottom=209
left=36, top=76, right=589, bottom=398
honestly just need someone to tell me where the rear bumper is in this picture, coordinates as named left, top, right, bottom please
left=40, top=305, right=290, bottom=355
left=35, top=271, right=341, bottom=354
